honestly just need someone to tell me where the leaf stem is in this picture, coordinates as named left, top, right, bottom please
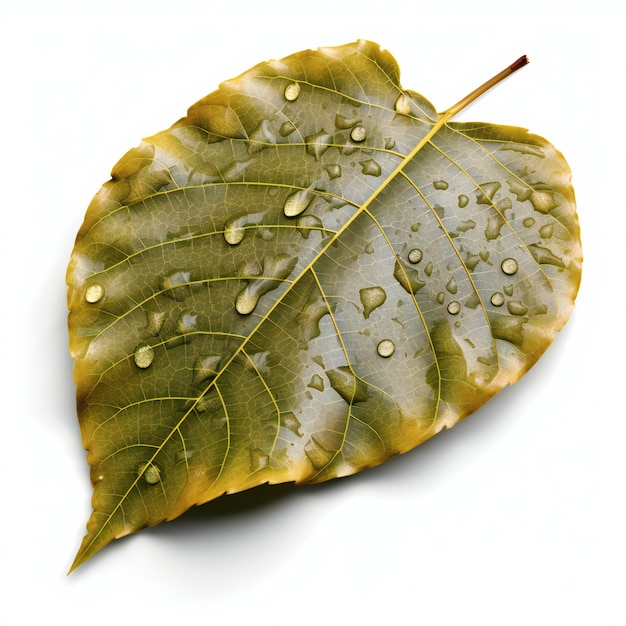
left=444, top=55, right=529, bottom=119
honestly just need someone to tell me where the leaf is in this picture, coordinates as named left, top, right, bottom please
left=67, top=40, right=582, bottom=570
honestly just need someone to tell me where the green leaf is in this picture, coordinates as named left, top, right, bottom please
left=67, top=40, right=582, bottom=571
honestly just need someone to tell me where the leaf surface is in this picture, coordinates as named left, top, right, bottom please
left=67, top=41, right=582, bottom=570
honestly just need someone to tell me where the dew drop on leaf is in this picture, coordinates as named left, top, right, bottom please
left=284, top=82, right=301, bottom=101
left=84, top=283, right=104, bottom=303
left=377, top=339, right=396, bottom=358
left=501, top=258, right=519, bottom=275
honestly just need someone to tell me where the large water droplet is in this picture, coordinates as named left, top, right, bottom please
left=323, top=163, right=342, bottom=180
left=501, top=258, right=519, bottom=275
left=523, top=217, right=536, bottom=228
left=359, top=286, right=387, bottom=319
left=456, top=219, right=476, bottom=232
left=350, top=125, right=367, bottom=142
left=176, top=310, right=198, bottom=334
left=377, top=339, right=396, bottom=358
left=134, top=344, right=154, bottom=369
left=235, top=287, right=259, bottom=315
left=359, top=159, right=381, bottom=176
left=528, top=244, right=565, bottom=268
left=476, top=182, right=501, bottom=205
left=284, top=82, right=301, bottom=101
left=85, top=283, right=104, bottom=303
left=279, top=121, right=296, bottom=137
left=529, top=190, right=557, bottom=214
left=485, top=214, right=505, bottom=240
left=393, top=260, right=425, bottom=295
left=307, top=373, right=325, bottom=392
left=394, top=93, right=412, bottom=116
left=447, top=301, right=461, bottom=315
left=138, top=462, right=161, bottom=485
left=539, top=223, right=555, bottom=239
left=458, top=194, right=469, bottom=208
left=490, top=292, right=505, bottom=307
left=306, top=131, right=333, bottom=160
left=507, top=301, right=529, bottom=316
left=326, top=366, right=368, bottom=403
left=283, top=187, right=315, bottom=218
left=433, top=180, right=448, bottom=190
left=408, top=248, right=423, bottom=264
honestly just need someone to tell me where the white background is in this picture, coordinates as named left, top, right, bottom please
left=1, top=1, right=624, bottom=624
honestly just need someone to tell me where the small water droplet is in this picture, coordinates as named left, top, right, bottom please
left=424, top=261, right=433, bottom=277
left=411, top=222, right=420, bottom=232
left=436, top=292, right=445, bottom=305
left=279, top=121, right=296, bottom=137
left=447, top=301, right=461, bottom=315
left=284, top=82, right=301, bottom=101
left=359, top=286, right=387, bottom=319
left=458, top=194, right=469, bottom=208
left=433, top=180, right=448, bottom=191
left=307, top=373, right=325, bottom=392
left=85, top=283, right=104, bottom=303
left=359, top=159, right=381, bottom=176
left=504, top=284, right=514, bottom=297
left=456, top=219, right=476, bottom=232
left=323, top=163, right=342, bottom=180
left=223, top=221, right=245, bottom=245
left=490, top=292, right=505, bottom=307
left=134, top=344, right=154, bottom=369
left=350, top=125, right=367, bottom=142
left=250, top=449, right=270, bottom=472
left=446, top=277, right=458, bottom=294
left=408, top=248, right=423, bottom=264
left=364, top=242, right=375, bottom=254
left=501, top=258, right=519, bottom=275
left=377, top=339, right=395, bottom=358
left=138, top=462, right=161, bottom=485
left=394, top=93, right=412, bottom=116
left=385, top=137, right=396, bottom=150
left=523, top=217, right=536, bottom=228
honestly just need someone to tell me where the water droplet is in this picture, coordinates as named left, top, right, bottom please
left=539, top=223, right=554, bottom=239
left=507, top=300, right=529, bottom=316
left=279, top=121, right=296, bottom=137
left=501, top=258, right=519, bottom=275
left=385, top=137, right=396, bottom=150
left=306, top=130, right=333, bottom=160
left=458, top=194, right=469, bottom=208
left=491, top=314, right=526, bottom=346
left=476, top=182, right=501, bottom=205
left=323, top=163, right=342, bottom=180
left=504, top=284, right=514, bottom=297
left=134, top=344, right=154, bottom=369
left=446, top=277, right=458, bottom=294
left=408, top=248, right=423, bottom=264
left=350, top=125, right=367, bottom=142
left=176, top=310, right=198, bottom=334
left=85, top=283, right=104, bottom=303
left=523, top=217, right=536, bottom=228
left=235, top=288, right=259, bottom=315
left=359, top=286, right=387, bottom=319
left=394, top=93, right=412, bottom=115
left=307, top=373, right=325, bottom=392
left=377, top=339, right=396, bottom=358
left=485, top=214, right=505, bottom=240
left=393, top=260, right=425, bottom=295
left=364, top=243, right=375, bottom=254
left=436, top=292, right=445, bottom=305
left=447, top=301, right=461, bottom=315
left=456, top=219, right=476, bottom=232
left=490, top=292, right=505, bottom=307
left=284, top=82, right=301, bottom=101
left=194, top=355, right=221, bottom=384
left=296, top=214, right=323, bottom=239
left=283, top=187, right=314, bottom=218
left=281, top=412, right=303, bottom=437
left=529, top=190, right=557, bottom=214
left=335, top=113, right=362, bottom=129
left=326, top=366, right=368, bottom=404
left=424, top=261, right=433, bottom=277
left=359, top=159, right=381, bottom=176
left=250, top=449, right=270, bottom=472
left=433, top=180, right=448, bottom=190
left=411, top=222, right=420, bottom=232
left=138, top=462, right=161, bottom=485
left=248, top=119, right=276, bottom=154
